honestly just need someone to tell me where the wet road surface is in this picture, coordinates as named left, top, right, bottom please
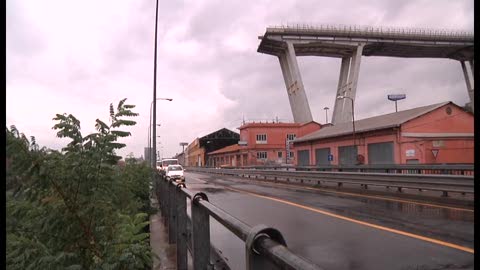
left=183, top=171, right=474, bottom=270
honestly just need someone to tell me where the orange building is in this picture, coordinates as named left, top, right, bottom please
left=207, top=121, right=321, bottom=167
left=294, top=101, right=474, bottom=165
left=185, top=128, right=240, bottom=167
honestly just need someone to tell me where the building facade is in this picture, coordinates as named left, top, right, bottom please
left=185, top=128, right=240, bottom=167
left=207, top=121, right=322, bottom=167
left=293, top=102, right=474, bottom=165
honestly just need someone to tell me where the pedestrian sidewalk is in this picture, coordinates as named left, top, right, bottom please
left=150, top=197, right=176, bottom=270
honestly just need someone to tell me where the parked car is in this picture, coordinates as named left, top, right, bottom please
left=165, top=164, right=185, bottom=182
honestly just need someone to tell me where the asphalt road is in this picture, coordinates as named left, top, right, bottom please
left=183, top=171, right=474, bottom=270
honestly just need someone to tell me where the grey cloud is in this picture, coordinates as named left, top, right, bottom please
left=7, top=0, right=474, bottom=159
left=6, top=1, right=45, bottom=57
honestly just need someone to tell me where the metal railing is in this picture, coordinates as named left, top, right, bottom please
left=266, top=24, right=474, bottom=42
left=209, top=164, right=474, bottom=176
left=154, top=172, right=323, bottom=270
left=186, top=167, right=474, bottom=198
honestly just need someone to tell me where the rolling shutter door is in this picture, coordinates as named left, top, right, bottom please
left=338, top=145, right=357, bottom=165
left=315, top=148, right=331, bottom=165
left=298, top=150, right=310, bottom=166
left=368, top=141, right=394, bottom=164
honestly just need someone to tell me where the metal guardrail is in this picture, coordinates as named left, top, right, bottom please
left=154, top=172, right=323, bottom=270
left=186, top=167, right=474, bottom=198
left=214, top=164, right=474, bottom=176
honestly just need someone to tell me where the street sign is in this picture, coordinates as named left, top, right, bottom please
left=328, top=154, right=334, bottom=161
left=238, top=141, right=247, bottom=146
left=387, top=94, right=406, bottom=101
left=432, top=149, right=439, bottom=158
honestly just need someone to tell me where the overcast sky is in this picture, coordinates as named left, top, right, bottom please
left=6, top=0, right=474, bottom=159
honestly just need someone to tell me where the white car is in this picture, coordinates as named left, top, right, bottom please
left=165, top=165, right=185, bottom=182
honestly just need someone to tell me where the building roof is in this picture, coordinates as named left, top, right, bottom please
left=199, top=128, right=239, bottom=141
left=295, top=101, right=452, bottom=143
left=239, top=120, right=320, bottom=130
left=208, top=144, right=241, bottom=155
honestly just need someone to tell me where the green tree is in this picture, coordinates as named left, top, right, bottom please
left=7, top=99, right=156, bottom=269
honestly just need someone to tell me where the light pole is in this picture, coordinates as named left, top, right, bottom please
left=152, top=0, right=159, bottom=169
left=147, top=123, right=161, bottom=164
left=337, top=95, right=356, bottom=148
left=387, top=94, right=406, bottom=113
left=323, top=107, right=329, bottom=124
left=150, top=98, right=172, bottom=168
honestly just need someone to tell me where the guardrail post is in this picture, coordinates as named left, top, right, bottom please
left=168, top=181, right=177, bottom=244
left=246, top=225, right=286, bottom=270
left=192, top=192, right=211, bottom=270
left=176, top=183, right=187, bottom=270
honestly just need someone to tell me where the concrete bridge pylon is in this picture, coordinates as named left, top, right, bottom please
left=277, top=41, right=313, bottom=123
left=331, top=43, right=364, bottom=124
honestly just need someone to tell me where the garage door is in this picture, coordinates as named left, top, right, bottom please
left=315, top=148, right=331, bottom=165
left=297, top=150, right=310, bottom=166
left=338, top=145, right=357, bottom=165
left=368, top=141, right=394, bottom=164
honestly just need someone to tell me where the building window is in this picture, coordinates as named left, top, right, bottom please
left=256, top=134, right=267, bottom=144
left=286, top=134, right=296, bottom=141
left=257, top=151, right=267, bottom=159
left=288, top=151, right=294, bottom=158
left=278, top=151, right=283, bottom=158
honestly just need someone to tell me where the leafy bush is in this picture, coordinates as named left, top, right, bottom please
left=6, top=99, right=156, bottom=269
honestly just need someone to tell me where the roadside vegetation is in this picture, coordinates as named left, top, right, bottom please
left=6, top=99, right=156, bottom=269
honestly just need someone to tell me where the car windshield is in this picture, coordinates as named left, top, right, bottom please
left=168, top=166, right=183, bottom=171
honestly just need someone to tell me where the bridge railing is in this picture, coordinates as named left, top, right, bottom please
left=206, top=164, right=474, bottom=176
left=154, top=172, right=323, bottom=270
left=266, top=24, right=474, bottom=42
left=186, top=167, right=474, bottom=198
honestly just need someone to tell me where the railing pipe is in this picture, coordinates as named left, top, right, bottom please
left=255, top=236, right=324, bottom=270
left=176, top=184, right=188, bottom=270
left=168, top=180, right=177, bottom=244
left=191, top=193, right=211, bottom=269
left=198, top=199, right=252, bottom=241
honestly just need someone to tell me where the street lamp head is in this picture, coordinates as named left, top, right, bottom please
left=166, top=98, right=173, bottom=101
left=324, top=107, right=329, bottom=110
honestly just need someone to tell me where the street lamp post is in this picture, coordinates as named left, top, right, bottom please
left=336, top=95, right=356, bottom=148
left=147, top=123, right=161, bottom=164
left=323, top=107, right=329, bottom=124
left=149, top=98, right=172, bottom=168
left=152, top=0, right=159, bottom=169
left=387, top=94, right=406, bottom=113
